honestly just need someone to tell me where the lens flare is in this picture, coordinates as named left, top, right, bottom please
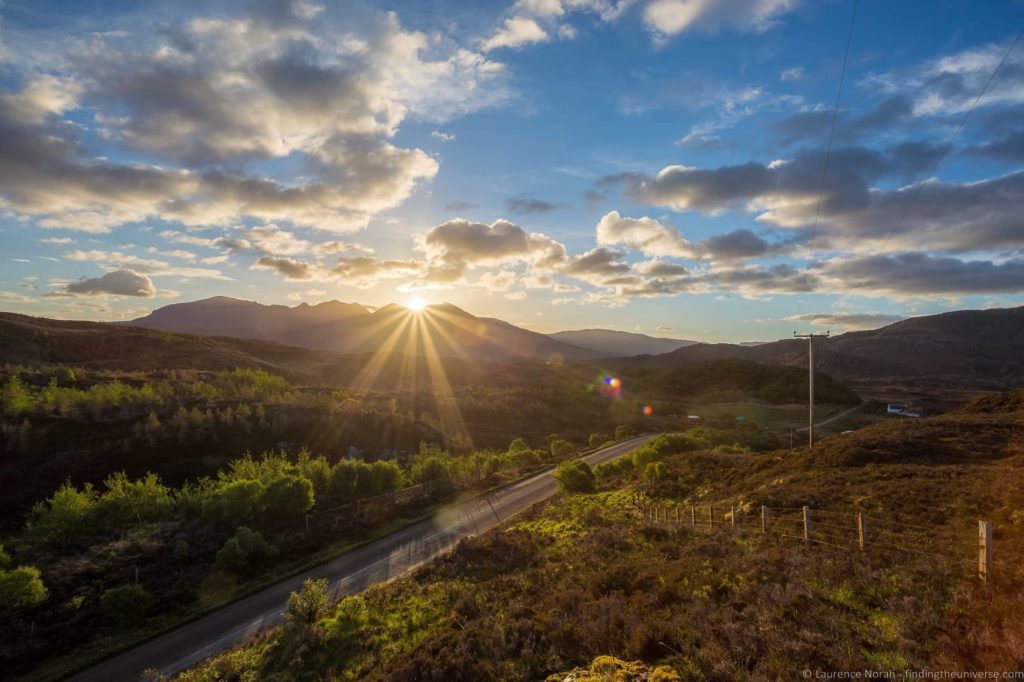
left=408, top=296, right=427, bottom=312
left=643, top=405, right=654, bottom=416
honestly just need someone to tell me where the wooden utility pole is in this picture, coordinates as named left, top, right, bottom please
left=794, top=331, right=830, bottom=447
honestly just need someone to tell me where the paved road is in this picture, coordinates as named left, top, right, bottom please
left=795, top=404, right=862, bottom=433
left=69, top=435, right=655, bottom=681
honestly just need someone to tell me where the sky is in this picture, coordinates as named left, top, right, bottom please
left=0, top=0, right=1022, bottom=342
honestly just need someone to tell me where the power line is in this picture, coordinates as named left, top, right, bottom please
left=877, top=26, right=1024, bottom=255
left=809, top=0, right=860, bottom=247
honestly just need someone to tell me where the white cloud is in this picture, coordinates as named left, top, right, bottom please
left=643, top=0, right=800, bottom=42
left=780, top=67, right=804, bottom=82
left=482, top=17, right=550, bottom=51
left=60, top=269, right=157, bottom=297
left=596, top=210, right=696, bottom=258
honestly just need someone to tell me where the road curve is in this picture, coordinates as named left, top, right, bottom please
left=795, top=404, right=862, bottom=433
left=68, top=435, right=655, bottom=681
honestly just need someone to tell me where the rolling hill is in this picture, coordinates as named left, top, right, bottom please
left=126, top=297, right=596, bottom=361
left=547, top=328, right=698, bottom=356
left=637, top=306, right=1024, bottom=389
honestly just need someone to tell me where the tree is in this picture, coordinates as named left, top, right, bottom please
left=507, top=437, right=529, bottom=453
left=286, top=578, right=329, bottom=628
left=28, top=481, right=98, bottom=543
left=96, top=472, right=174, bottom=530
left=207, top=478, right=265, bottom=523
left=100, top=584, right=152, bottom=627
left=554, top=460, right=595, bottom=494
left=263, top=475, right=315, bottom=517
left=0, top=565, right=48, bottom=609
left=589, top=433, right=611, bottom=448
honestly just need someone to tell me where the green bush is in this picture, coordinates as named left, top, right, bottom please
left=286, top=578, right=329, bottom=628
left=642, top=462, right=668, bottom=485
left=0, top=565, right=48, bottom=609
left=615, top=424, right=637, bottom=440
left=594, top=456, right=634, bottom=479
left=554, top=460, right=596, bottom=494
left=589, top=433, right=611, bottom=448
left=551, top=439, right=575, bottom=459
left=214, top=527, right=278, bottom=572
left=100, top=584, right=152, bottom=627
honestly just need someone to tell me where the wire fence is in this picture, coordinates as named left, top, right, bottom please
left=629, top=494, right=992, bottom=581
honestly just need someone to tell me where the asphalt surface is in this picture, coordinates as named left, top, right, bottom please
left=795, top=404, right=862, bottom=433
left=68, top=434, right=655, bottom=681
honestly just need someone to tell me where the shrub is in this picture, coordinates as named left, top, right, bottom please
left=507, top=437, right=530, bottom=453
left=554, top=460, right=596, bottom=494
left=100, top=584, right=152, bottom=627
left=589, top=433, right=611, bottom=448
left=0, top=565, right=48, bottom=609
left=214, top=527, right=278, bottom=572
left=642, top=462, right=668, bottom=485
left=595, top=456, right=634, bottom=479
left=286, top=578, right=329, bottom=627
left=551, top=439, right=575, bottom=460
left=615, top=425, right=637, bottom=440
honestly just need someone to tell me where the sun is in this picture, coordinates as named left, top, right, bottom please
left=407, top=295, right=427, bottom=312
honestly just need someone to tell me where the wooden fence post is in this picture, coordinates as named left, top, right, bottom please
left=708, top=505, right=714, bottom=528
left=979, top=520, right=992, bottom=582
left=856, top=513, right=866, bottom=551
left=803, top=506, right=811, bottom=542
left=730, top=505, right=735, bottom=528
left=761, top=505, right=767, bottom=534
left=691, top=505, right=695, bottom=527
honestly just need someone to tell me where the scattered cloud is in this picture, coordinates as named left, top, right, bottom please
left=482, top=17, right=549, bottom=51
left=642, top=0, right=800, bottom=42
left=431, top=130, right=456, bottom=142
left=505, top=197, right=566, bottom=214
left=784, top=311, right=904, bottom=330
left=780, top=67, right=804, bottom=82
left=60, top=269, right=157, bottom=297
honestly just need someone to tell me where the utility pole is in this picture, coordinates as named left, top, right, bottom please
left=793, top=330, right=830, bottom=447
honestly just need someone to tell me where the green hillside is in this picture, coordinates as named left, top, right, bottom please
left=171, top=391, right=1024, bottom=679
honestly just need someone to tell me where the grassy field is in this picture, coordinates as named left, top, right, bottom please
left=170, top=391, right=1024, bottom=680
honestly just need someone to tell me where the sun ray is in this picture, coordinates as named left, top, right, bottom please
left=416, top=312, right=472, bottom=450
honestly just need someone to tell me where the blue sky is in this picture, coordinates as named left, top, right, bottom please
left=1, top=0, right=1022, bottom=342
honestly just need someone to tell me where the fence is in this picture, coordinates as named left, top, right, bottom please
left=630, top=494, right=994, bottom=581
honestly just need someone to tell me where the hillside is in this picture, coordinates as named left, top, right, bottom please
left=0, top=312, right=339, bottom=376
left=547, top=329, right=697, bottom=356
left=127, top=298, right=597, bottom=361
left=170, top=391, right=1024, bottom=679
left=640, top=306, right=1024, bottom=389
left=627, top=357, right=861, bottom=406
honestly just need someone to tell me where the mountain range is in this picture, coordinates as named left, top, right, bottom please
left=125, top=297, right=695, bottom=359
left=4, top=299, right=1022, bottom=389
left=627, top=307, right=1024, bottom=389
